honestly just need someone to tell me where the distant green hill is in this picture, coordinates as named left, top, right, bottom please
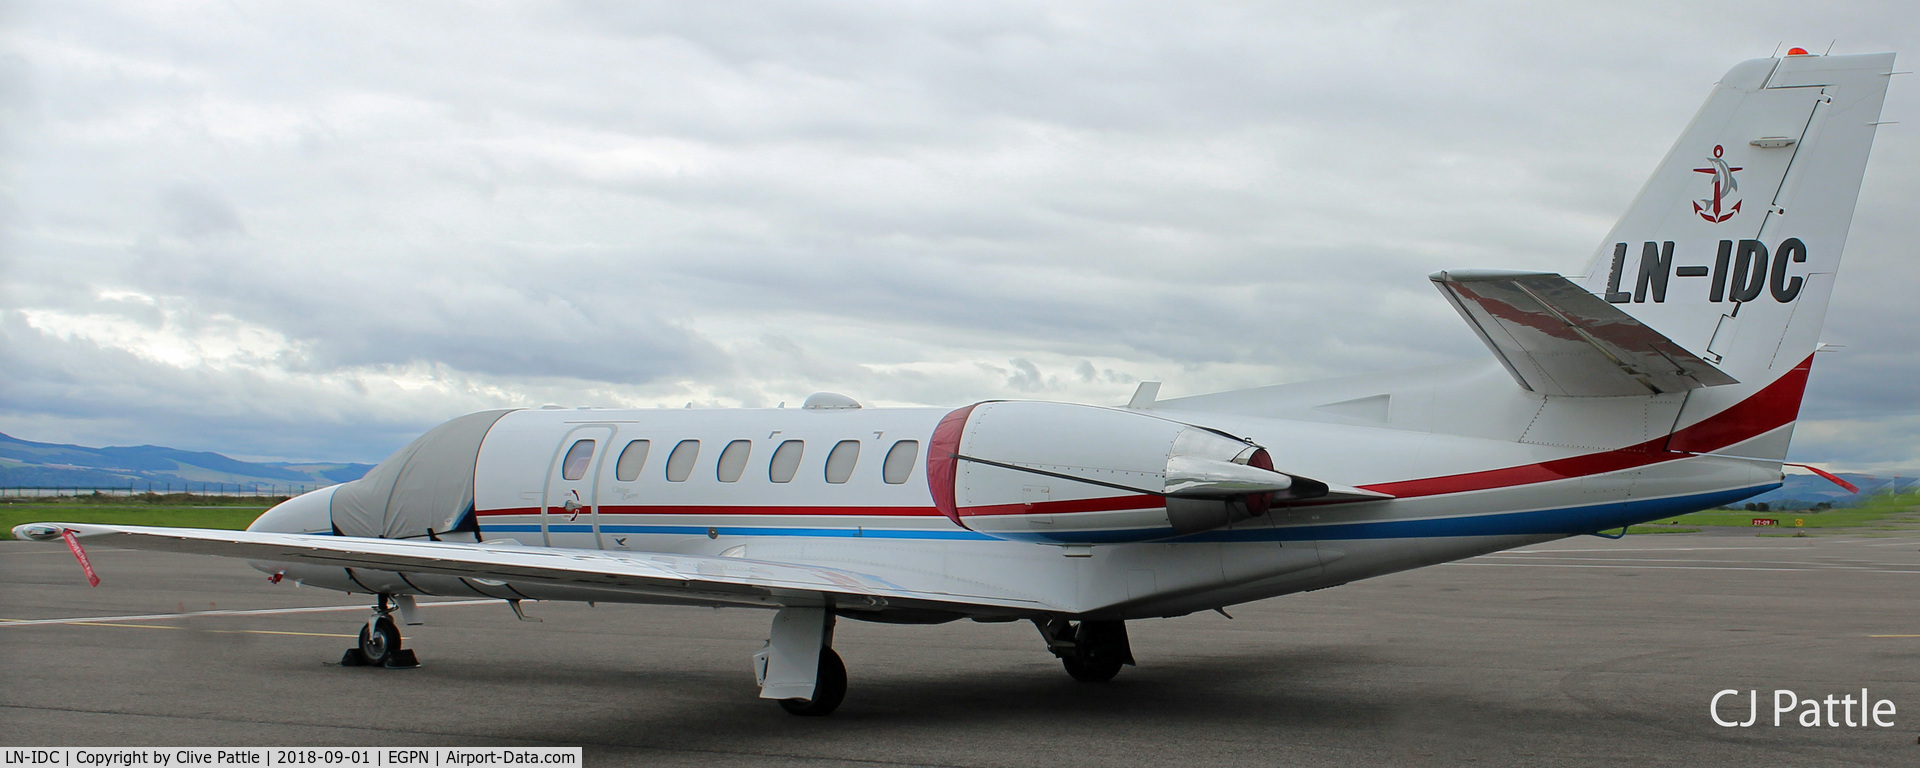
left=0, top=432, right=372, bottom=492
left=1743, top=472, right=1907, bottom=509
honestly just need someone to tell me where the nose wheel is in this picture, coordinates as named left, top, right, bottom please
left=341, top=594, right=419, bottom=668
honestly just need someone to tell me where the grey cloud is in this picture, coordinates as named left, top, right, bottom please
left=1005, top=358, right=1044, bottom=392
left=0, top=312, right=440, bottom=461
left=158, top=183, right=244, bottom=239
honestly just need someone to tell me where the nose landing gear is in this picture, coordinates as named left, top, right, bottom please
left=341, top=594, right=419, bottom=668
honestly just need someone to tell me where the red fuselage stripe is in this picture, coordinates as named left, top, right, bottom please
left=477, top=505, right=942, bottom=518
left=475, top=496, right=1164, bottom=519
left=1359, top=355, right=1812, bottom=499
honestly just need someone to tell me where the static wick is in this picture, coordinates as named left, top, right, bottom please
left=59, top=528, right=100, bottom=587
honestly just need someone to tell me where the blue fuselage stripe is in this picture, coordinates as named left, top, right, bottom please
left=1185, top=484, right=1773, bottom=542
left=478, top=485, right=1774, bottom=544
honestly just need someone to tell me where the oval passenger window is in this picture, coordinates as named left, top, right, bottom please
left=560, top=439, right=596, bottom=481
left=614, top=440, right=650, bottom=482
left=824, top=440, right=860, bottom=484
left=717, top=440, right=752, bottom=482
left=883, top=440, right=919, bottom=484
left=769, top=440, right=804, bottom=483
left=666, top=440, right=700, bottom=482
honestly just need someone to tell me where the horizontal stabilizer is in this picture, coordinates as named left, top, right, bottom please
left=1430, top=269, right=1738, bottom=397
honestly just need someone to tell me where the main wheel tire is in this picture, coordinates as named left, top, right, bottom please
left=358, top=617, right=401, bottom=666
left=1062, top=655, right=1123, bottom=683
left=778, top=648, right=848, bottom=716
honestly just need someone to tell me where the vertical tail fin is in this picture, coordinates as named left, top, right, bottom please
left=1571, top=53, right=1895, bottom=458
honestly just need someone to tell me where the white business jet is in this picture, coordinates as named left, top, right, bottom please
left=17, top=51, right=1897, bottom=716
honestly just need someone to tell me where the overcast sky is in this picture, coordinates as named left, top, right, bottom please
left=1, top=1, right=1914, bottom=475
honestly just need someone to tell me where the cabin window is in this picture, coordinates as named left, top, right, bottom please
left=769, top=440, right=804, bottom=483
left=824, top=440, right=861, bottom=484
left=717, top=440, right=752, bottom=482
left=614, top=440, right=650, bottom=482
left=666, top=439, right=700, bottom=482
left=560, top=439, right=596, bottom=481
left=883, top=440, right=919, bottom=484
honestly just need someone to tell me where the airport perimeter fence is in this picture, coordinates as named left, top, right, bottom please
left=0, top=483, right=329, bottom=499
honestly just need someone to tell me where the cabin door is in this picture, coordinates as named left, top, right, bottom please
left=542, top=425, right=614, bottom=548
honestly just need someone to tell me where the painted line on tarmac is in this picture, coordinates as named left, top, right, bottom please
left=1483, top=554, right=1918, bottom=568
left=1488, top=554, right=1824, bottom=563
left=1511, top=546, right=1804, bottom=554
left=51, top=621, right=356, bottom=638
left=1450, top=562, right=1920, bottom=574
left=1869, top=634, right=1920, bottom=638
left=0, top=598, right=497, bottom=627
left=1476, top=554, right=1920, bottom=571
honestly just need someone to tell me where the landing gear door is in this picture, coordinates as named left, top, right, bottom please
left=542, top=425, right=614, bottom=548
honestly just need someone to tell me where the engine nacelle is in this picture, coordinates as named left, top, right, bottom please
left=926, top=401, right=1303, bottom=544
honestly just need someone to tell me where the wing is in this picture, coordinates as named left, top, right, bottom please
left=13, top=523, right=1058, bottom=617
left=1429, top=269, right=1738, bottom=397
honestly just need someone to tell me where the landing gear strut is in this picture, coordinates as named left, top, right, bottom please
left=341, top=594, right=419, bottom=668
left=1037, top=617, right=1133, bottom=683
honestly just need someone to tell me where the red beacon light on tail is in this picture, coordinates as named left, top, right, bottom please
left=1787, top=47, right=1811, bottom=56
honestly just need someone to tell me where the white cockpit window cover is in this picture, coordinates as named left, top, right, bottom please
left=328, top=409, right=513, bottom=539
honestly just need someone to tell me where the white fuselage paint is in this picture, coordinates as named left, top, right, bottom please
left=271, top=357, right=1784, bottom=621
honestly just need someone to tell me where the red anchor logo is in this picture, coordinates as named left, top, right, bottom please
left=1692, top=144, right=1743, bottom=223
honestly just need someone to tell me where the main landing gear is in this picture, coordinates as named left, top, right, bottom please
left=755, top=607, right=847, bottom=716
left=1037, top=617, right=1134, bottom=683
left=341, top=593, right=420, bottom=669
left=778, top=648, right=848, bottom=716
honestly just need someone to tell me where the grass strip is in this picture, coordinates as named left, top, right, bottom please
left=1643, top=492, right=1920, bottom=530
left=1626, top=526, right=1702, bottom=534
left=1, top=504, right=264, bottom=540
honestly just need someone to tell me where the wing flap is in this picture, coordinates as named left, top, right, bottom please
left=1429, top=269, right=1738, bottom=397
left=13, top=523, right=1057, bottom=614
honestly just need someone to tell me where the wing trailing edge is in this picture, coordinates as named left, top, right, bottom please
left=1430, top=269, right=1738, bottom=397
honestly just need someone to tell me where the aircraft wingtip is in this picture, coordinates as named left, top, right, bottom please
left=12, top=523, right=65, bottom=542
